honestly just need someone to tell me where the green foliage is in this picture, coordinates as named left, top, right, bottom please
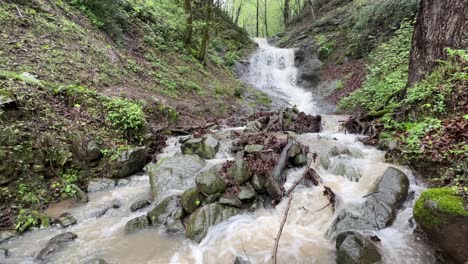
left=315, top=35, right=336, bottom=60
left=349, top=0, right=418, bottom=56
left=404, top=49, right=467, bottom=116
left=60, top=169, right=80, bottom=197
left=70, top=0, right=129, bottom=39
left=15, top=209, right=50, bottom=233
left=18, top=184, right=40, bottom=206
left=400, top=118, right=441, bottom=156
left=105, top=98, right=146, bottom=136
left=339, top=21, right=413, bottom=111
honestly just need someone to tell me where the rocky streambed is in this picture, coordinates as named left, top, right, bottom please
left=0, top=108, right=438, bottom=263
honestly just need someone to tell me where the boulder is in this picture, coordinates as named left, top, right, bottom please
left=130, top=200, right=151, bottom=212
left=196, top=171, right=226, bottom=195
left=91, top=200, right=121, bottom=218
left=218, top=197, right=242, bottom=208
left=124, top=215, right=150, bottom=234
left=186, top=203, right=240, bottom=243
left=54, top=212, right=77, bottom=228
left=112, top=147, right=147, bottom=178
left=87, top=178, right=116, bottom=193
left=228, top=157, right=251, bottom=185
left=181, top=135, right=220, bottom=159
left=244, top=144, right=264, bottom=153
left=36, top=232, right=78, bottom=261
left=328, top=167, right=409, bottom=236
left=414, top=187, right=468, bottom=263
left=147, top=195, right=183, bottom=226
left=251, top=174, right=267, bottom=193
left=336, top=231, right=382, bottom=264
left=181, top=188, right=204, bottom=214
left=148, top=155, right=205, bottom=199
left=238, top=184, right=257, bottom=201
left=71, top=184, right=88, bottom=203
left=0, top=230, right=17, bottom=243
left=292, top=154, right=307, bottom=167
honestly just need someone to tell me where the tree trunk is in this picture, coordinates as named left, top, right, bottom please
left=407, top=0, right=468, bottom=86
left=198, top=0, right=214, bottom=64
left=284, top=0, right=290, bottom=26
left=264, top=0, right=269, bottom=37
left=256, top=0, right=260, bottom=37
left=183, top=0, right=193, bottom=49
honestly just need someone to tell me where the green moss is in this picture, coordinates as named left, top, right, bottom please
left=414, top=187, right=468, bottom=228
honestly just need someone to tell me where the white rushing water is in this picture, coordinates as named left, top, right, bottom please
left=1, top=39, right=435, bottom=264
left=245, top=38, right=318, bottom=114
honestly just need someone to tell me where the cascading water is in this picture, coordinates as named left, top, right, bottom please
left=1, top=39, right=436, bottom=264
left=245, top=38, right=318, bottom=114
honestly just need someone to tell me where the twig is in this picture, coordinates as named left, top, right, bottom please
left=272, top=193, right=293, bottom=264
left=241, top=237, right=252, bottom=263
left=363, top=191, right=379, bottom=198
left=286, top=157, right=315, bottom=196
left=15, top=5, right=23, bottom=17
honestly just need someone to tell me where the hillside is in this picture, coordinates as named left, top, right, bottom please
left=0, top=0, right=263, bottom=228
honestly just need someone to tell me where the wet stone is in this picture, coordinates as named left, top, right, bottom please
left=54, top=212, right=77, bottom=228
left=130, top=200, right=151, bottom=212
left=0, top=230, right=17, bottom=243
left=87, top=178, right=117, bottom=193
left=84, top=259, right=108, bottom=264
left=124, top=215, right=150, bottom=234
left=238, top=184, right=257, bottom=201
left=36, top=232, right=78, bottom=261
left=218, top=197, right=242, bottom=208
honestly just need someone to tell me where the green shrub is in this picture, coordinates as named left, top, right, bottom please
left=105, top=98, right=146, bottom=136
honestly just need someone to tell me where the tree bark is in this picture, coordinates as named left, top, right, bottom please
left=198, top=0, right=214, bottom=64
left=264, top=0, right=269, bottom=37
left=183, top=0, right=193, bottom=49
left=256, top=0, right=260, bottom=37
left=407, top=0, right=468, bottom=86
left=284, top=0, right=290, bottom=26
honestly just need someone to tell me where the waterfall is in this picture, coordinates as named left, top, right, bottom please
left=246, top=38, right=318, bottom=114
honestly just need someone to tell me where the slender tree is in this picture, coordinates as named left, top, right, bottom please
left=198, top=0, right=214, bottom=64
left=264, top=0, right=269, bottom=37
left=183, top=0, right=193, bottom=48
left=256, top=0, right=260, bottom=37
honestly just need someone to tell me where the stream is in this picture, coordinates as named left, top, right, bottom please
left=1, top=39, right=436, bottom=264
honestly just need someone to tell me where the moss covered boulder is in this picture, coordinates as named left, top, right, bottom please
left=181, top=135, right=220, bottom=159
left=186, top=203, right=240, bottom=243
left=196, top=171, right=226, bottom=195
left=414, top=187, right=468, bottom=263
left=124, top=215, right=150, bottom=234
left=180, top=188, right=204, bottom=214
left=228, top=157, right=252, bottom=185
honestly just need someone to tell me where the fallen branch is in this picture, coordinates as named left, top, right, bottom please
left=272, top=193, right=293, bottom=264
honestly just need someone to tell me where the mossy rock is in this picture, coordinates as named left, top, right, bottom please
left=124, top=215, right=150, bottom=234
left=336, top=231, right=381, bottom=264
left=180, top=188, right=204, bottom=214
left=181, top=135, right=220, bottom=159
left=195, top=171, right=226, bottom=195
left=414, top=187, right=468, bottom=263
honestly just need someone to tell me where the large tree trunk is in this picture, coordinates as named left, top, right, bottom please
left=183, top=0, right=193, bottom=49
left=198, top=0, right=214, bottom=64
left=256, top=0, right=259, bottom=37
left=407, top=0, right=468, bottom=86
